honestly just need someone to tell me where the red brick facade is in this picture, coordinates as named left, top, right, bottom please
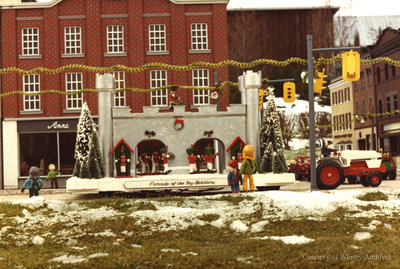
left=1, top=0, right=229, bottom=118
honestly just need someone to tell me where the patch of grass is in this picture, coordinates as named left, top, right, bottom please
left=0, top=202, right=25, bottom=217
left=358, top=204, right=381, bottom=211
left=134, top=201, right=157, bottom=211
left=198, top=214, right=220, bottom=222
left=212, top=194, right=254, bottom=206
left=358, top=191, right=389, bottom=201
left=79, top=198, right=133, bottom=212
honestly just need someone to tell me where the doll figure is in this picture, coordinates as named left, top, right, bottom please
left=21, top=166, right=43, bottom=197
left=227, top=159, right=242, bottom=194
left=239, top=145, right=258, bottom=191
left=46, top=163, right=60, bottom=189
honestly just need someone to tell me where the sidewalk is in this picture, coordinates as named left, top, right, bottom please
left=0, top=188, right=67, bottom=196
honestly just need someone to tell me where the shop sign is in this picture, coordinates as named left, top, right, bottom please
left=47, top=121, right=70, bottom=130
left=18, top=119, right=98, bottom=133
left=124, top=178, right=225, bottom=189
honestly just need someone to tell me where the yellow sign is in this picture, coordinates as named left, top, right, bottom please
left=342, top=50, right=360, bottom=81
left=283, top=82, right=296, bottom=103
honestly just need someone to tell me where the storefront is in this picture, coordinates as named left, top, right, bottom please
left=2, top=117, right=97, bottom=189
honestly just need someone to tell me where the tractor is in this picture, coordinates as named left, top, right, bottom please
left=289, top=156, right=310, bottom=181
left=316, top=150, right=386, bottom=190
left=380, top=152, right=397, bottom=180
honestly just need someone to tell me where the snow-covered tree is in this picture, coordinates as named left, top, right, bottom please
left=73, top=102, right=105, bottom=178
left=259, top=94, right=288, bottom=173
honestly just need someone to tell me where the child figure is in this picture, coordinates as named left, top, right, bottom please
left=227, top=159, right=242, bottom=194
left=239, top=145, right=258, bottom=192
left=21, top=166, right=43, bottom=197
left=47, top=163, right=59, bottom=189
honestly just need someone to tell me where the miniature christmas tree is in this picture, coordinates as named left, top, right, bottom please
left=259, top=94, right=288, bottom=173
left=73, top=102, right=105, bottom=178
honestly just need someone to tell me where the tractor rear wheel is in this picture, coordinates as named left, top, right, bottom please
left=388, top=171, right=397, bottom=180
left=295, top=171, right=303, bottom=181
left=368, top=173, right=382, bottom=187
left=360, top=175, right=369, bottom=187
left=316, top=161, right=343, bottom=190
left=347, top=176, right=358, bottom=184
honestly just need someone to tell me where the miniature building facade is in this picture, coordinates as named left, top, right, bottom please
left=1, top=0, right=229, bottom=188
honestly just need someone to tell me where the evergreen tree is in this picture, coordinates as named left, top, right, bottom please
left=88, top=131, right=105, bottom=178
left=79, top=158, right=91, bottom=178
left=259, top=93, right=288, bottom=173
left=73, top=102, right=105, bottom=178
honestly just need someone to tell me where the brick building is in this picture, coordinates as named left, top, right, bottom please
left=0, top=0, right=230, bottom=188
left=370, top=28, right=400, bottom=155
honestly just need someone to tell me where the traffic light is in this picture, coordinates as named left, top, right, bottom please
left=283, top=82, right=296, bottom=103
left=314, top=69, right=327, bottom=96
left=342, top=50, right=360, bottom=81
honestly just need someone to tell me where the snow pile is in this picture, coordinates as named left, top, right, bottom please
left=251, top=235, right=315, bottom=245
left=354, top=232, right=372, bottom=241
left=230, top=220, right=249, bottom=232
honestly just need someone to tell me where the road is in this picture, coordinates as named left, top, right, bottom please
left=0, top=179, right=398, bottom=202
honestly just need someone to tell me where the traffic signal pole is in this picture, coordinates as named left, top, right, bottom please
left=306, top=35, right=360, bottom=191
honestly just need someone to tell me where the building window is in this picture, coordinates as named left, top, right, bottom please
left=66, top=73, right=83, bottom=109
left=333, top=116, right=337, bottom=132
left=192, top=69, right=209, bottom=105
left=149, top=24, right=166, bottom=52
left=339, top=90, right=343, bottom=104
left=387, top=96, right=391, bottom=113
left=113, top=71, right=125, bottom=107
left=385, top=64, right=389, bottom=80
left=150, top=70, right=168, bottom=106
left=366, top=69, right=372, bottom=86
left=362, top=99, right=366, bottom=115
left=340, top=114, right=344, bottom=131
left=355, top=101, right=359, bottom=115
left=23, top=74, right=40, bottom=111
left=332, top=92, right=336, bottom=105
left=22, top=28, right=39, bottom=56
left=347, top=113, right=351, bottom=130
left=377, top=67, right=381, bottom=82
left=392, top=66, right=396, bottom=78
left=64, top=26, right=82, bottom=55
left=107, top=25, right=124, bottom=53
left=394, top=94, right=398, bottom=112
left=20, top=132, right=76, bottom=177
left=191, top=23, right=208, bottom=50
left=354, top=81, right=358, bottom=92
left=360, top=71, right=365, bottom=88
left=378, top=99, right=383, bottom=117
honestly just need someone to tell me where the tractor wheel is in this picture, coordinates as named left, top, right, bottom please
left=388, top=172, right=397, bottom=180
left=360, top=175, right=370, bottom=187
left=368, top=173, right=382, bottom=187
left=295, top=171, right=303, bottom=181
left=347, top=176, right=358, bottom=184
left=316, top=161, right=343, bottom=190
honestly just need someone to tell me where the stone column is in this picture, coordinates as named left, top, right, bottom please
left=238, top=75, right=246, bottom=104
left=96, top=73, right=115, bottom=177
left=244, top=70, right=262, bottom=162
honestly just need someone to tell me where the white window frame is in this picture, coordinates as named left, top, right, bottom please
left=64, top=26, right=82, bottom=55
left=23, top=74, right=40, bottom=111
left=107, top=25, right=124, bottom=53
left=113, top=71, right=126, bottom=107
left=149, top=24, right=166, bottom=52
left=65, top=72, right=83, bottom=110
left=191, top=23, right=208, bottom=50
left=192, top=69, right=209, bottom=105
left=150, top=70, right=168, bottom=106
left=22, top=28, right=39, bottom=56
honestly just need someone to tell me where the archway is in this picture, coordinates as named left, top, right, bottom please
left=136, top=139, right=166, bottom=175
left=193, top=138, right=225, bottom=173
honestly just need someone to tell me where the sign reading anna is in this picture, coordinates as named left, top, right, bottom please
left=18, top=118, right=98, bottom=133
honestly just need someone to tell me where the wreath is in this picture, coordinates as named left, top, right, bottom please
left=174, top=119, right=184, bottom=130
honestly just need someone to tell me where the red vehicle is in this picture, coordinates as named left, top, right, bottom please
left=289, top=156, right=311, bottom=181
left=317, top=150, right=386, bottom=189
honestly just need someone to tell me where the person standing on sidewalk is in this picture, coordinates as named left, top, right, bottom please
left=239, top=145, right=258, bottom=191
left=21, top=166, right=43, bottom=198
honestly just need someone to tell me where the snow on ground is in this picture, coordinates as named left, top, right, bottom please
left=1, top=188, right=400, bottom=263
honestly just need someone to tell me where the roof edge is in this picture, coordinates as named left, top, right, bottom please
left=0, top=0, right=62, bottom=9
left=170, top=0, right=229, bottom=4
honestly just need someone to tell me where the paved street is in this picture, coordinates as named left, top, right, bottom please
left=0, top=179, right=398, bottom=202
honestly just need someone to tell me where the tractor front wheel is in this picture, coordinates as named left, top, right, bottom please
left=388, top=171, right=397, bottom=180
left=368, top=173, right=382, bottom=187
left=360, top=175, right=369, bottom=187
left=316, top=161, right=343, bottom=190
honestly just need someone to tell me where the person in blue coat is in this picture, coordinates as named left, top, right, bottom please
left=21, top=166, right=43, bottom=198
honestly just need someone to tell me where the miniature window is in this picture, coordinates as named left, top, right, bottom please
left=385, top=64, right=389, bottom=80
left=360, top=71, right=365, bottom=88
left=366, top=69, right=372, bottom=86
left=113, top=71, right=126, bottom=107
left=150, top=70, right=168, bottom=106
left=387, top=96, right=391, bottom=113
left=23, top=74, right=40, bottom=111
left=107, top=25, right=124, bottom=53
left=22, top=28, right=39, bottom=56
left=192, top=69, right=209, bottom=105
left=191, top=23, right=208, bottom=50
left=149, top=24, right=166, bottom=52
left=66, top=72, right=83, bottom=109
left=394, top=94, right=398, bottom=112
left=392, top=66, right=396, bottom=78
left=377, top=67, right=381, bottom=82
left=346, top=87, right=350, bottom=102
left=64, top=27, right=82, bottom=54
